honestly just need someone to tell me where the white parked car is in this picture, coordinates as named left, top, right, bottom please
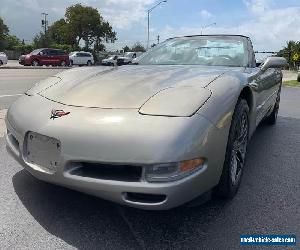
left=118, top=52, right=143, bottom=65
left=102, top=55, right=118, bottom=66
left=69, top=51, right=94, bottom=66
left=0, top=52, right=8, bottom=66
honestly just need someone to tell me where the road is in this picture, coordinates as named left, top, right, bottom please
left=0, top=69, right=299, bottom=249
left=0, top=68, right=65, bottom=109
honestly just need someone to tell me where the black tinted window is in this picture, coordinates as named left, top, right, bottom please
left=84, top=53, right=92, bottom=57
left=40, top=49, right=49, bottom=56
left=56, top=50, right=66, bottom=55
left=48, top=50, right=57, bottom=55
left=77, top=52, right=91, bottom=57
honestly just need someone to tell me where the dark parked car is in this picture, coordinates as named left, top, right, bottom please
left=19, top=48, right=70, bottom=66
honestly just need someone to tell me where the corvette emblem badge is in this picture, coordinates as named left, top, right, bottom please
left=50, top=109, right=70, bottom=120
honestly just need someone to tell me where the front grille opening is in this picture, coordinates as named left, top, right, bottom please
left=124, top=192, right=167, bottom=204
left=68, top=162, right=142, bottom=182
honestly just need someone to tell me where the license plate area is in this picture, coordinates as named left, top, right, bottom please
left=25, top=132, right=61, bottom=173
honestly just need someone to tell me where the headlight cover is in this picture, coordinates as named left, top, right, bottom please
left=145, top=158, right=205, bottom=182
left=139, top=86, right=211, bottom=117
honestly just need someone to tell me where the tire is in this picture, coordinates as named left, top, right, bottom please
left=0, top=60, right=3, bottom=66
left=60, top=61, right=66, bottom=67
left=214, top=99, right=249, bottom=198
left=31, top=60, right=39, bottom=66
left=297, top=74, right=300, bottom=82
left=265, top=86, right=281, bottom=125
left=87, top=60, right=92, bottom=66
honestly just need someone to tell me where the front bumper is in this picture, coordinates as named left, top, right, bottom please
left=19, top=58, right=25, bottom=65
left=5, top=95, right=227, bottom=210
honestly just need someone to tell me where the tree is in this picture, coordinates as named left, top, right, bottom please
left=278, top=40, right=300, bottom=69
left=0, top=17, right=9, bottom=50
left=122, top=45, right=130, bottom=52
left=32, top=32, right=51, bottom=48
left=48, top=19, right=74, bottom=45
left=5, top=35, right=22, bottom=50
left=131, top=42, right=146, bottom=52
left=64, top=4, right=116, bottom=50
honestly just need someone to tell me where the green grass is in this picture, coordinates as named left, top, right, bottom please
left=283, top=80, right=300, bottom=87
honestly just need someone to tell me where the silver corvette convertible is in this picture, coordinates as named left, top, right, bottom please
left=5, top=35, right=286, bottom=210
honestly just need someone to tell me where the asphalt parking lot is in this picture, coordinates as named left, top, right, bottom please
left=0, top=68, right=65, bottom=109
left=0, top=68, right=299, bottom=249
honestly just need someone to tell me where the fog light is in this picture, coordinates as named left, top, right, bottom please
left=145, top=158, right=205, bottom=182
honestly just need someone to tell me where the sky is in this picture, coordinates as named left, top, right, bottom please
left=0, top=0, right=300, bottom=52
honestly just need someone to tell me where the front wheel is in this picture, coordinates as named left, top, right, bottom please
left=214, top=99, right=249, bottom=198
left=31, top=60, right=39, bottom=66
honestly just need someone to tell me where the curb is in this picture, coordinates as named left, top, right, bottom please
left=0, top=109, right=7, bottom=138
left=0, top=66, right=71, bottom=70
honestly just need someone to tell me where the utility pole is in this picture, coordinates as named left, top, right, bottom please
left=157, top=35, right=160, bottom=44
left=41, top=12, right=48, bottom=36
left=147, top=1, right=167, bottom=50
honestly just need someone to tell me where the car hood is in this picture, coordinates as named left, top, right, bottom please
left=39, top=65, right=228, bottom=109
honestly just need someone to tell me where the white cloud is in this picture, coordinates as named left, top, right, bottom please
left=0, top=0, right=156, bottom=41
left=244, top=0, right=271, bottom=14
left=159, top=5, right=300, bottom=52
left=199, top=9, right=213, bottom=19
left=98, top=0, right=156, bottom=29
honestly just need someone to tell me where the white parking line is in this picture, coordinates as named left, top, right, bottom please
left=0, top=109, right=7, bottom=137
left=0, top=94, right=22, bottom=98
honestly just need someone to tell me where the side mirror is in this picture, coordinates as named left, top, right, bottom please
left=260, top=57, right=287, bottom=72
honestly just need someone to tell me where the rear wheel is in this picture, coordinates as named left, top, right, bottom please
left=60, top=61, right=67, bottom=67
left=215, top=99, right=249, bottom=198
left=87, top=60, right=92, bottom=66
left=31, top=60, right=39, bottom=66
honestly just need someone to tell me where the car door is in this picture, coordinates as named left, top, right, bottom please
left=37, top=49, right=50, bottom=65
left=48, top=49, right=59, bottom=65
left=56, top=50, right=64, bottom=64
left=79, top=53, right=86, bottom=65
left=250, top=66, right=280, bottom=124
left=70, top=53, right=78, bottom=65
left=82, top=53, right=90, bottom=64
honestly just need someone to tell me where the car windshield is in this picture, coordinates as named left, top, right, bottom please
left=30, top=49, right=42, bottom=55
left=124, top=52, right=134, bottom=57
left=137, top=36, right=248, bottom=67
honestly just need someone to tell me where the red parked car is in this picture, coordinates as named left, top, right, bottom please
left=19, top=48, right=70, bottom=66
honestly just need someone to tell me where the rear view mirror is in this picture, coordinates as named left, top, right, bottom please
left=260, top=57, right=287, bottom=72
